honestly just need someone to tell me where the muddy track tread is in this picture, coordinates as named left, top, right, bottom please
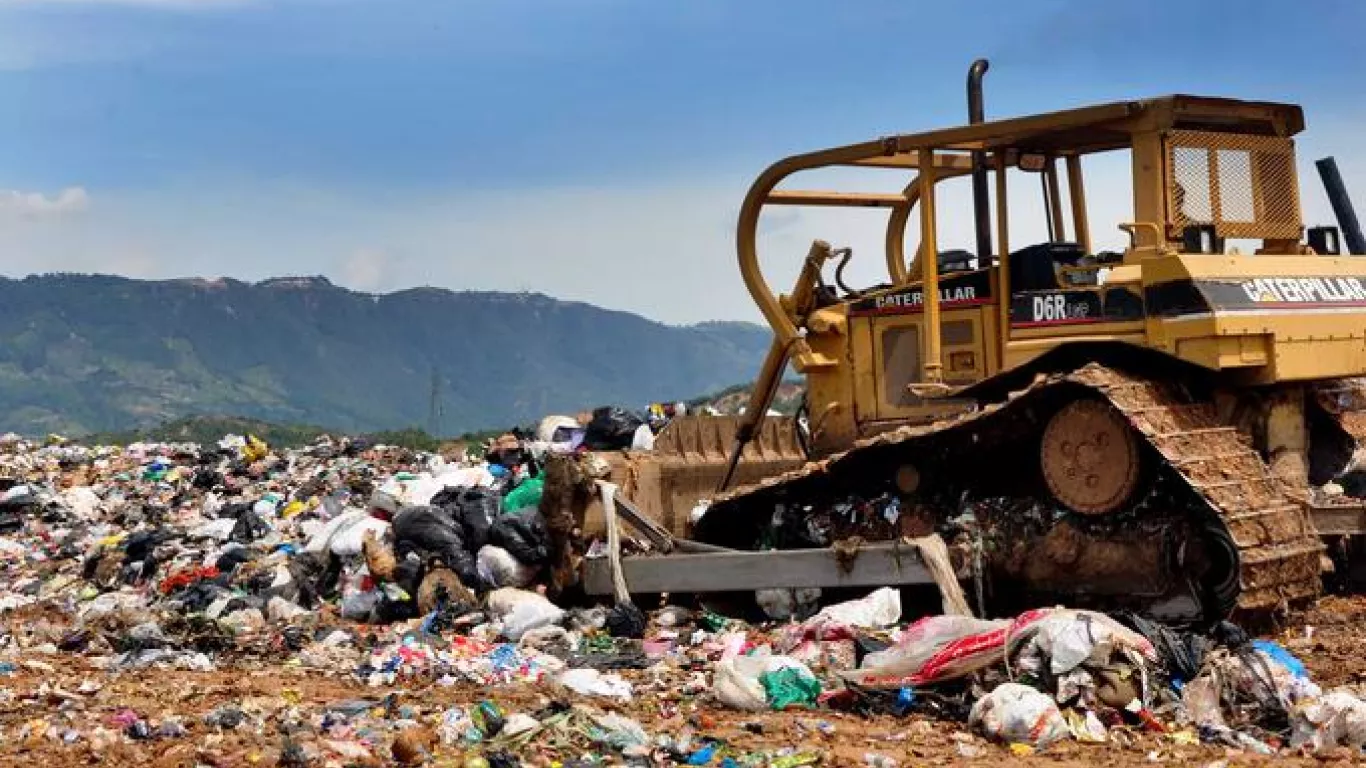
left=1073, top=365, right=1322, bottom=612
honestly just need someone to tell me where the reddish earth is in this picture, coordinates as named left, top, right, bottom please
left=3, top=596, right=1366, bottom=766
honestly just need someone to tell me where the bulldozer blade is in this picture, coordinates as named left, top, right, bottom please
left=578, top=414, right=807, bottom=539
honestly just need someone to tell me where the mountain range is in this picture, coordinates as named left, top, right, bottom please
left=0, top=274, right=772, bottom=436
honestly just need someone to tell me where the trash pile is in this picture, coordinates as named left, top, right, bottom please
left=544, top=402, right=687, bottom=453
left=0, top=428, right=1363, bottom=765
left=705, top=590, right=1366, bottom=758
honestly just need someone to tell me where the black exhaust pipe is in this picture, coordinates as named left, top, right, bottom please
left=967, top=59, right=992, bottom=266
left=1316, top=157, right=1366, bottom=255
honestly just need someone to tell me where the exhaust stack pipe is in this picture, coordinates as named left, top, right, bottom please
left=967, top=59, right=992, bottom=266
left=1316, top=157, right=1366, bottom=255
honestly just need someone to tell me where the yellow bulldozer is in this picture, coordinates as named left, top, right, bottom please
left=569, top=60, right=1366, bottom=623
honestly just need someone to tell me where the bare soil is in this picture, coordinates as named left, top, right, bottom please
left=3, top=597, right=1366, bottom=767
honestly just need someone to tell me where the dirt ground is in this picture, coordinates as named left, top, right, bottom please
left=3, top=596, right=1366, bottom=767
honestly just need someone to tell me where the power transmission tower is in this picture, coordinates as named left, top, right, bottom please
left=428, top=366, right=444, bottom=438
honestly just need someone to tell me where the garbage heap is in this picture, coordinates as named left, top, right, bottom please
left=702, top=587, right=1366, bottom=759
left=0, top=429, right=1365, bottom=765
left=56, top=430, right=569, bottom=627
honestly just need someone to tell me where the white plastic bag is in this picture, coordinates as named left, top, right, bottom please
left=486, top=587, right=549, bottom=617
left=1181, top=674, right=1227, bottom=729
left=330, top=515, right=390, bottom=558
left=757, top=589, right=796, bottom=621
left=594, top=712, right=649, bottom=750
left=970, top=683, right=1069, bottom=747
left=304, top=509, right=365, bottom=554
left=59, top=486, right=101, bottom=520
left=435, top=466, right=495, bottom=489
left=849, top=615, right=1008, bottom=685
left=477, top=545, right=537, bottom=588
left=502, top=713, right=540, bottom=737
left=1066, top=709, right=1109, bottom=743
left=1010, top=610, right=1156, bottom=675
left=518, top=625, right=572, bottom=652
left=493, top=589, right=565, bottom=640
left=712, top=653, right=817, bottom=711
left=267, top=596, right=308, bottom=622
left=555, top=668, right=634, bottom=701
left=1290, top=690, right=1366, bottom=753
left=712, top=656, right=769, bottom=711
left=689, top=501, right=710, bottom=526
left=252, top=497, right=280, bottom=519
left=191, top=518, right=237, bottom=542
left=341, top=591, right=380, bottom=621
left=808, top=587, right=901, bottom=633
left=630, top=424, right=655, bottom=451
left=401, top=475, right=448, bottom=506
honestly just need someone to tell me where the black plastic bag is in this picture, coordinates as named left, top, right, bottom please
left=457, top=489, right=500, bottom=551
left=430, top=487, right=500, bottom=552
left=192, top=469, right=222, bottom=491
left=171, top=581, right=228, bottom=613
left=374, top=590, right=419, bottom=623
left=215, top=546, right=254, bottom=574
left=390, top=555, right=424, bottom=599
left=583, top=406, right=644, bottom=450
left=215, top=501, right=253, bottom=520
left=489, top=507, right=550, bottom=566
left=486, top=749, right=520, bottom=768
left=428, top=489, right=462, bottom=509
left=0, top=492, right=36, bottom=533
left=605, top=603, right=647, bottom=639
left=230, top=510, right=270, bottom=543
left=392, top=505, right=481, bottom=588
left=122, top=528, right=173, bottom=565
left=284, top=551, right=335, bottom=607
left=1120, top=612, right=1210, bottom=684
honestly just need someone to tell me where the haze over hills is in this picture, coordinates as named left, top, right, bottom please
left=0, top=274, right=772, bottom=437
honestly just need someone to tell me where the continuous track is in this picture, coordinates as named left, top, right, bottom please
left=701, top=363, right=1324, bottom=619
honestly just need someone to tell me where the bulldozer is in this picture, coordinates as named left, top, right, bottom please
left=568, top=60, right=1366, bottom=624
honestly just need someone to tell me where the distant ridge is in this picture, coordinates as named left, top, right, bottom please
left=0, top=273, right=770, bottom=435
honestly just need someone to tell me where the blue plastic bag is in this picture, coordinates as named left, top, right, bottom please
left=687, top=743, right=718, bottom=765
left=1252, top=639, right=1308, bottom=679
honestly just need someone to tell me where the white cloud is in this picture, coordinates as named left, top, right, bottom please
left=0, top=187, right=89, bottom=216
left=338, top=247, right=395, bottom=292
left=0, top=138, right=1360, bottom=326
left=0, top=171, right=1128, bottom=323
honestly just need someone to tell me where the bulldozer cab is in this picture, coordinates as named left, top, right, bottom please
left=735, top=76, right=1361, bottom=457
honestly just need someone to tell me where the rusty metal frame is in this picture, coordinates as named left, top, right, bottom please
left=737, top=147, right=976, bottom=371
left=736, top=95, right=1306, bottom=374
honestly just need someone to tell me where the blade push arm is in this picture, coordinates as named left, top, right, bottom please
left=716, top=241, right=834, bottom=493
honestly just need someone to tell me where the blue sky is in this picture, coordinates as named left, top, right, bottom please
left=0, top=0, right=1363, bottom=323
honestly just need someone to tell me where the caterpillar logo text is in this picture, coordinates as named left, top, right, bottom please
left=1241, top=277, right=1366, bottom=304
left=874, top=285, right=977, bottom=310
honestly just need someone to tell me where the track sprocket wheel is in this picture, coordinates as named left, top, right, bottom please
left=1041, top=399, right=1143, bottom=515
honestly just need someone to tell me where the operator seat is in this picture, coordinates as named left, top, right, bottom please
left=1008, top=242, right=1085, bottom=292
left=938, top=249, right=977, bottom=274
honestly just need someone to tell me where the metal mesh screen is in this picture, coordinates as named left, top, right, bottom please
left=1165, top=130, right=1301, bottom=240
